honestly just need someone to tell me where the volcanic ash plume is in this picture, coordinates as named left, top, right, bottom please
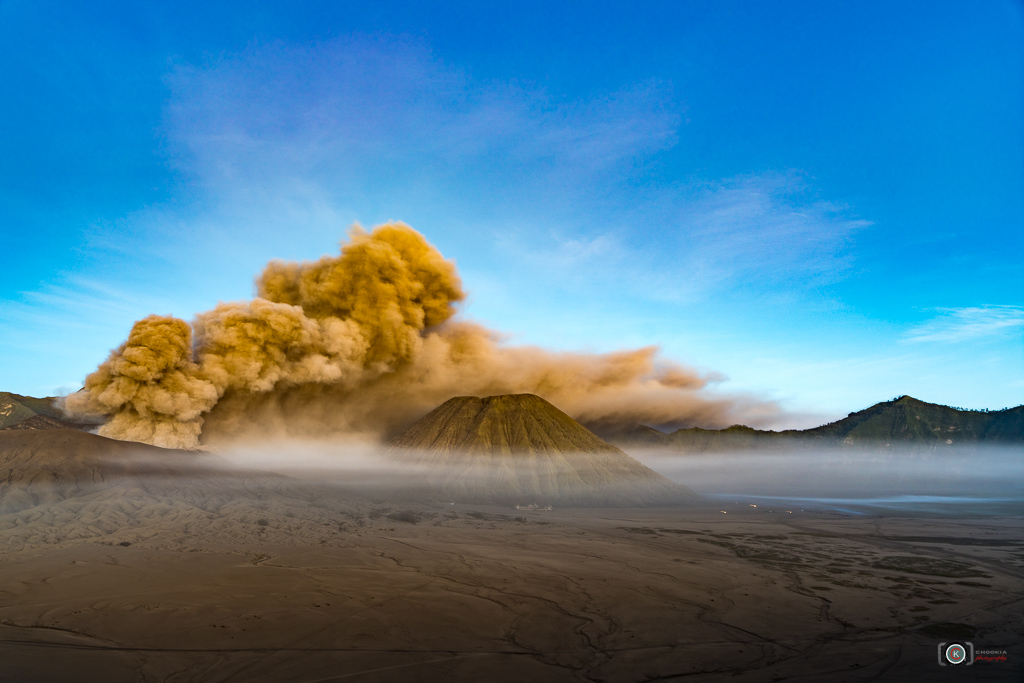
left=64, top=223, right=770, bottom=448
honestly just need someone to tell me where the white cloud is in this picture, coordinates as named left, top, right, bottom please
left=0, top=278, right=175, bottom=330
left=669, top=172, right=872, bottom=290
left=149, top=35, right=876, bottom=312
left=163, top=36, right=680, bottom=212
left=904, top=305, right=1024, bottom=343
left=495, top=171, right=873, bottom=306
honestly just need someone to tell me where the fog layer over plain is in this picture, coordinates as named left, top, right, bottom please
left=204, top=438, right=690, bottom=507
left=632, top=444, right=1024, bottom=503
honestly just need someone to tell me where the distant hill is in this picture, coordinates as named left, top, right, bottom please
left=0, top=392, right=90, bottom=431
left=0, top=429, right=201, bottom=514
left=388, top=394, right=694, bottom=505
left=606, top=396, right=1024, bottom=453
left=803, top=396, right=1023, bottom=445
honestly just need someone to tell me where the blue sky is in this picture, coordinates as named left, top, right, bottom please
left=2, top=0, right=1022, bottom=427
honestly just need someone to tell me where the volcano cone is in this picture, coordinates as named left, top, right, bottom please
left=388, top=394, right=694, bottom=506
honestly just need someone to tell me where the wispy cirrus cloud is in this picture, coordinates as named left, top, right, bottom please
left=150, top=33, right=873, bottom=312
left=669, top=172, right=871, bottom=291
left=0, top=278, right=179, bottom=329
left=903, top=305, right=1024, bottom=343
left=163, top=35, right=680, bottom=214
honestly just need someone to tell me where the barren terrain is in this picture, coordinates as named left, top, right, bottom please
left=1, top=447, right=1021, bottom=682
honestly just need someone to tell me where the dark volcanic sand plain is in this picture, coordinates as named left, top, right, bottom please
left=1, top=433, right=1022, bottom=682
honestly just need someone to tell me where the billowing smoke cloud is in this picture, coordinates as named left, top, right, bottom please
left=64, top=316, right=220, bottom=447
left=65, top=223, right=775, bottom=448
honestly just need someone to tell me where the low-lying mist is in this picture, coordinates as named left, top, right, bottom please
left=92, top=440, right=1022, bottom=509
left=213, top=439, right=412, bottom=475
left=178, top=440, right=689, bottom=507
left=629, top=445, right=1024, bottom=504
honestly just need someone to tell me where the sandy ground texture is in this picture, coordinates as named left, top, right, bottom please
left=1, top=437, right=1022, bottom=682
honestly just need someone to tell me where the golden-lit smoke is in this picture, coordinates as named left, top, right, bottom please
left=63, top=316, right=220, bottom=447
left=256, top=223, right=463, bottom=370
left=65, top=222, right=772, bottom=448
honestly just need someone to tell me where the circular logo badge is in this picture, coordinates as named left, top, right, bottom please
left=945, top=643, right=967, bottom=665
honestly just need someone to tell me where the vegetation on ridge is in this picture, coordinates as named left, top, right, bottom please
left=605, top=396, right=1024, bottom=452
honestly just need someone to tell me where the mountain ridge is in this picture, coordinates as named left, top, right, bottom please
left=605, top=396, right=1024, bottom=452
left=0, top=392, right=91, bottom=431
